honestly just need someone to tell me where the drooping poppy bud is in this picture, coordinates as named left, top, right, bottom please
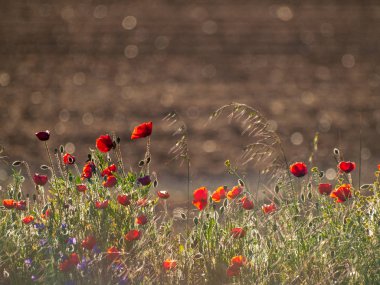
left=33, top=173, right=48, bottom=186
left=192, top=187, right=208, bottom=211
left=96, top=134, right=114, bottom=153
left=318, top=183, right=333, bottom=195
left=125, top=229, right=141, bottom=241
left=157, top=190, right=170, bottom=199
left=289, top=162, right=308, bottom=177
left=330, top=184, right=352, bottom=203
left=338, top=161, right=356, bottom=173
left=63, top=153, right=76, bottom=165
left=131, top=122, right=153, bottom=140
left=35, top=130, right=50, bottom=141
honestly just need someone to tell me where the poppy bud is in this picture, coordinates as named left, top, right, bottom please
left=12, top=161, right=22, bottom=167
left=35, top=130, right=50, bottom=141
left=138, top=160, right=145, bottom=167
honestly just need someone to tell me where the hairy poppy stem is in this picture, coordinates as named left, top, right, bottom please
left=186, top=158, right=190, bottom=234
left=44, top=141, right=56, bottom=179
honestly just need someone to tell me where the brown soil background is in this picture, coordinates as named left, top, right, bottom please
left=1, top=1, right=380, bottom=200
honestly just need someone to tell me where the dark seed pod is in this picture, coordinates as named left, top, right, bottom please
left=12, top=161, right=22, bottom=167
left=193, top=217, right=198, bottom=225
left=153, top=180, right=158, bottom=188
left=87, top=154, right=92, bottom=160
left=60, top=145, right=64, bottom=153
left=307, top=182, right=312, bottom=190
left=116, top=137, right=121, bottom=144
left=54, top=148, right=58, bottom=154
left=17, top=191, right=22, bottom=200
left=307, top=192, right=312, bottom=200
left=333, top=148, right=340, bottom=156
left=308, top=221, right=313, bottom=228
left=275, top=184, right=280, bottom=194
left=238, top=179, right=245, bottom=187
left=301, top=193, right=305, bottom=202
left=319, top=171, right=324, bottom=178
left=146, top=156, right=151, bottom=164
left=138, top=160, right=145, bottom=167
left=180, top=212, right=187, bottom=220
left=40, top=165, right=50, bottom=170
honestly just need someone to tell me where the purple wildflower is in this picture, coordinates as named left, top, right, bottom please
left=137, top=175, right=151, bottom=186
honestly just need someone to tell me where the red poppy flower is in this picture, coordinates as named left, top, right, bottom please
left=3, top=199, right=16, bottom=209
left=163, top=259, right=177, bottom=271
left=103, top=175, right=117, bottom=188
left=41, top=209, right=51, bottom=219
left=330, top=184, right=352, bottom=203
left=157, top=190, right=170, bottom=199
left=136, top=198, right=148, bottom=207
left=96, top=134, right=114, bottom=153
left=63, top=153, right=75, bottom=165
left=262, top=202, right=277, bottom=214
left=107, top=246, right=120, bottom=261
left=69, top=253, right=80, bottom=265
left=76, top=184, right=87, bottom=193
left=33, top=173, right=48, bottom=186
left=192, top=187, right=208, bottom=211
left=338, top=161, right=356, bottom=173
left=35, top=130, right=50, bottom=141
left=117, top=194, right=131, bottom=206
left=318, top=183, right=333, bottom=195
left=289, top=162, right=308, bottom=177
left=231, top=227, right=246, bottom=238
left=211, top=186, right=227, bottom=202
left=226, top=264, right=241, bottom=277
left=241, top=196, right=254, bottom=210
left=136, top=214, right=148, bottom=225
left=22, top=215, right=34, bottom=224
left=131, top=122, right=153, bottom=140
left=227, top=186, right=243, bottom=200
left=231, top=255, right=247, bottom=267
left=59, top=253, right=79, bottom=272
left=82, top=235, right=96, bottom=250
left=378, top=164, right=380, bottom=171
left=15, top=200, right=26, bottom=211
left=81, top=161, right=95, bottom=179
left=101, top=164, right=117, bottom=177
left=125, top=229, right=141, bottom=241
left=95, top=200, right=109, bottom=209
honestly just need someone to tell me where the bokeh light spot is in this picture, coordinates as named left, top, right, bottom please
left=122, top=16, right=137, bottom=30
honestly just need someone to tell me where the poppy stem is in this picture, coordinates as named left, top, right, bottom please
left=44, top=141, right=56, bottom=179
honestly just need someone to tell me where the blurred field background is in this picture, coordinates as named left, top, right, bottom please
left=1, top=0, right=380, bottom=199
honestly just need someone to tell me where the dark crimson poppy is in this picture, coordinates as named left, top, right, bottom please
left=35, top=130, right=50, bottom=141
left=3, top=199, right=16, bottom=209
left=330, top=184, right=352, bottom=203
left=96, top=134, right=114, bottom=153
left=81, top=161, right=95, bottom=179
left=103, top=175, right=117, bottom=188
left=157, top=190, right=170, bottom=199
left=59, top=253, right=79, bottom=272
left=125, top=229, right=141, bottom=241
left=241, top=196, right=254, bottom=210
left=63, top=153, right=75, bottom=165
left=318, top=183, right=333, bottom=195
left=226, top=264, right=240, bottom=277
left=137, top=175, right=151, bottom=186
left=15, top=200, right=26, bottom=211
left=22, top=215, right=34, bottom=224
left=211, top=186, right=227, bottom=202
left=33, top=173, right=48, bottom=186
left=338, top=161, right=356, bottom=173
left=230, top=255, right=247, bottom=267
left=101, top=164, right=117, bottom=177
left=107, top=246, right=120, bottom=261
left=192, top=187, right=208, bottom=211
left=289, top=162, right=308, bottom=177
left=117, top=194, right=131, bottom=206
left=231, top=227, right=246, bottom=238
left=136, top=198, right=148, bottom=207
left=95, top=200, right=109, bottom=209
left=136, top=214, right=148, bottom=225
left=82, top=236, right=96, bottom=250
left=227, top=186, right=243, bottom=200
left=69, top=253, right=80, bottom=266
left=262, top=202, right=277, bottom=214
left=163, top=259, right=177, bottom=271
left=76, top=184, right=87, bottom=193
left=131, top=122, right=153, bottom=140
